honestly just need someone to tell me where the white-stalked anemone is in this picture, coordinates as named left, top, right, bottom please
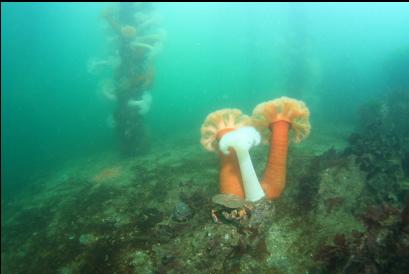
left=127, top=91, right=152, bottom=115
left=219, top=126, right=265, bottom=202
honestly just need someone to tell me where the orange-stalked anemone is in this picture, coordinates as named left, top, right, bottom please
left=252, top=97, right=311, bottom=199
left=200, top=109, right=251, bottom=198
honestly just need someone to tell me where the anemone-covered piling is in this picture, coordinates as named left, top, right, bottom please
left=102, top=2, right=164, bottom=156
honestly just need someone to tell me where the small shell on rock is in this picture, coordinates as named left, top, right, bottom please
left=212, top=194, right=252, bottom=209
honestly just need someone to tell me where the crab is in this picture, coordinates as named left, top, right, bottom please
left=211, top=206, right=251, bottom=224
left=211, top=209, right=220, bottom=224
left=210, top=194, right=255, bottom=224
left=222, top=208, right=248, bottom=221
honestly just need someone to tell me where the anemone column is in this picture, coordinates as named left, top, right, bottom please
left=252, top=97, right=311, bottom=200
left=200, top=109, right=252, bottom=198
left=103, top=2, right=162, bottom=156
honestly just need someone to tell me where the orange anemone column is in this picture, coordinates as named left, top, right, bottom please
left=252, top=97, right=311, bottom=200
left=217, top=128, right=245, bottom=197
left=219, top=148, right=244, bottom=197
left=262, top=120, right=290, bottom=199
left=200, top=109, right=251, bottom=199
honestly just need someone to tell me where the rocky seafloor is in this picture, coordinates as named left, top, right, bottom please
left=2, top=119, right=409, bottom=274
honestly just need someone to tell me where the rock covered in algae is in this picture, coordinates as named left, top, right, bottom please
left=173, top=201, right=193, bottom=222
left=126, top=250, right=154, bottom=274
left=79, top=233, right=98, bottom=245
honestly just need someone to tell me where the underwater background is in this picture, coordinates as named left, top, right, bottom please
left=2, top=2, right=409, bottom=274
